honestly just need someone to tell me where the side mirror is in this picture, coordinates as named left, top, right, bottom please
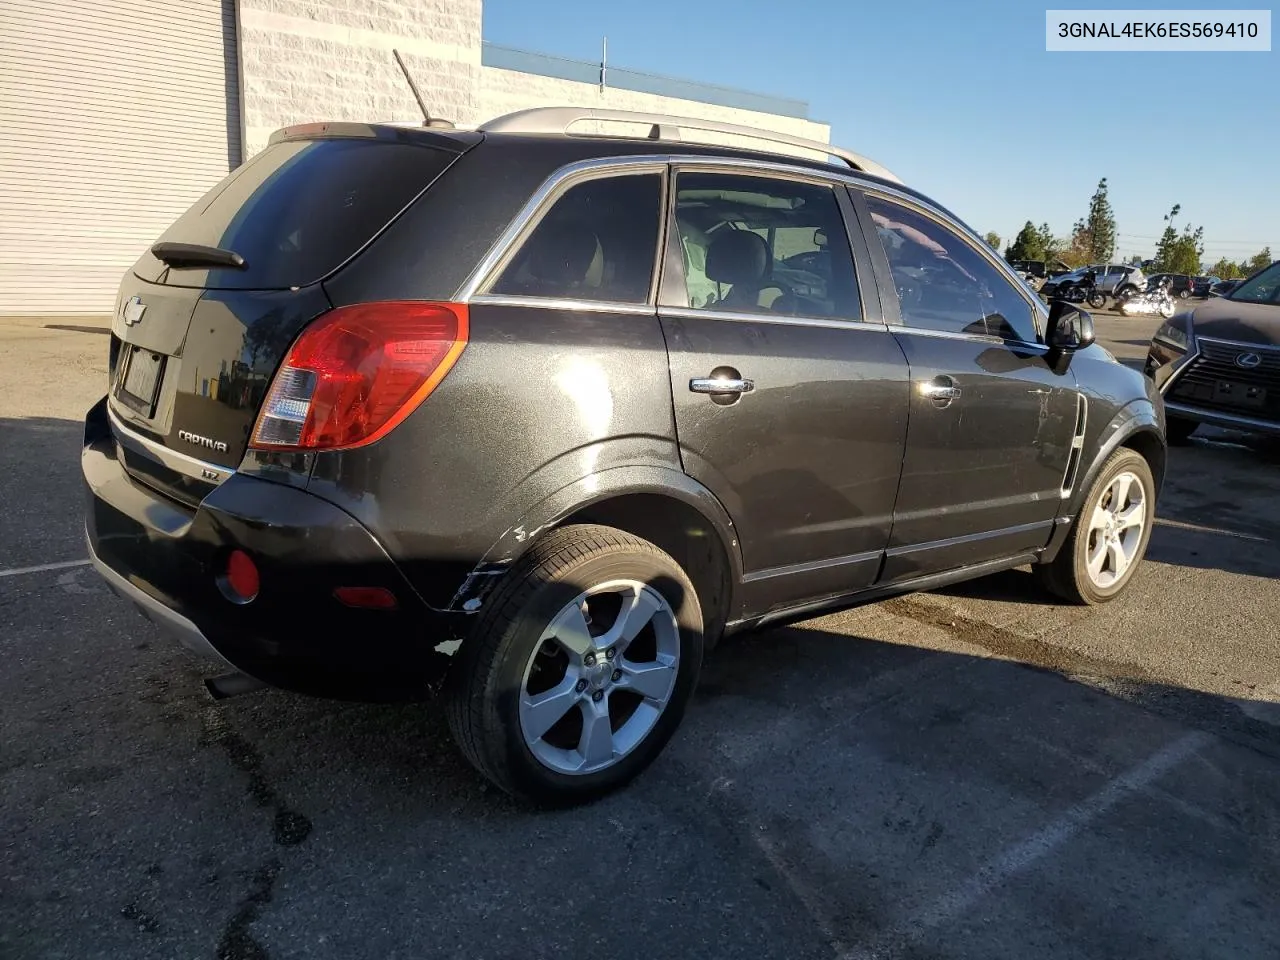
left=1046, top=299, right=1095, bottom=352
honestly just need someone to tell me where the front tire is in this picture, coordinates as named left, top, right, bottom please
left=1034, top=449, right=1155, bottom=605
left=1087, top=291, right=1107, bottom=309
left=445, top=524, right=704, bottom=806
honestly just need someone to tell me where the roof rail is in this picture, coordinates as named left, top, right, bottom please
left=477, top=107, right=901, bottom=184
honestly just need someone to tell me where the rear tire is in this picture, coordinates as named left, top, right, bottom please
left=445, top=524, right=704, bottom=806
left=1034, top=449, right=1155, bottom=605
left=1166, top=416, right=1198, bottom=445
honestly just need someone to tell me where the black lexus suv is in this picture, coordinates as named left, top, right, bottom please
left=1145, top=259, right=1280, bottom=441
left=84, top=109, right=1167, bottom=804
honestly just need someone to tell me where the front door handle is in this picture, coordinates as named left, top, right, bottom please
left=920, top=375, right=961, bottom=407
left=690, top=377, right=754, bottom=395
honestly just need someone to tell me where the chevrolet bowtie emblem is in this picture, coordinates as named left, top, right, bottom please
left=122, top=296, right=146, bottom=326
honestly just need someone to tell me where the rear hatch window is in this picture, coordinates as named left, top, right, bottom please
left=135, top=134, right=459, bottom=290
left=108, top=130, right=469, bottom=505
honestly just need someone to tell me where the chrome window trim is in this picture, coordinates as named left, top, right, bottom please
left=660, top=305, right=880, bottom=332
left=454, top=153, right=987, bottom=306
left=884, top=322, right=1047, bottom=352
left=452, top=151, right=1045, bottom=334
left=108, top=404, right=234, bottom=483
left=455, top=159, right=668, bottom=303
left=467, top=294, right=656, bottom=316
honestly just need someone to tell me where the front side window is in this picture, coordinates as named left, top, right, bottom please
left=865, top=194, right=1038, bottom=343
left=1230, top=261, right=1280, bottom=304
left=489, top=173, right=662, bottom=303
left=670, top=172, right=861, bottom=320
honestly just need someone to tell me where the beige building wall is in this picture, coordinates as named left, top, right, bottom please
left=236, top=0, right=829, bottom=159
left=236, top=0, right=483, bottom=157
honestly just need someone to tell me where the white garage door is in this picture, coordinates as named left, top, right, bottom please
left=0, top=0, right=241, bottom=316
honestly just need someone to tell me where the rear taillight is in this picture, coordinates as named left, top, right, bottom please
left=250, top=301, right=468, bottom=451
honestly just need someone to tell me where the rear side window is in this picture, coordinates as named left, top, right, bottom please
left=152, top=138, right=457, bottom=289
left=488, top=174, right=662, bottom=304
left=670, top=172, right=861, bottom=320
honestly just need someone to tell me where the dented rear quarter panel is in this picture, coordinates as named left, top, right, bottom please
left=304, top=302, right=684, bottom=609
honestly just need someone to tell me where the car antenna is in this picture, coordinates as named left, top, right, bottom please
left=392, top=49, right=455, bottom=129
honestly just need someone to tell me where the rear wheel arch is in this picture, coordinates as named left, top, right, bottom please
left=557, top=493, right=737, bottom=648
left=455, top=469, right=743, bottom=647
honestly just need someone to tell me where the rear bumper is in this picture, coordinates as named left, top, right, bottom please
left=88, top=532, right=235, bottom=670
left=82, top=396, right=465, bottom=700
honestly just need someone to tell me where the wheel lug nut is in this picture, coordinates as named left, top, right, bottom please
left=591, top=690, right=604, bottom=702
left=611, top=670, right=622, bottom=682
left=575, top=679, right=587, bottom=693
left=606, top=648, right=615, bottom=661
left=584, top=654, right=596, bottom=667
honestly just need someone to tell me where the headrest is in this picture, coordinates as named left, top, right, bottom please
left=705, top=230, right=769, bottom=286
left=526, top=219, right=599, bottom=285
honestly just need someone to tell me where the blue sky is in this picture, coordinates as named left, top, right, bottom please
left=483, top=0, right=1276, bottom=268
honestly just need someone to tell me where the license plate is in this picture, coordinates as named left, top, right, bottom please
left=116, top=346, right=165, bottom=416
left=1214, top=380, right=1266, bottom=409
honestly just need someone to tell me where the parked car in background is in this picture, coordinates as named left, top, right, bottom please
left=1041, top=263, right=1145, bottom=303
left=82, top=107, right=1168, bottom=804
left=1146, top=273, right=1195, bottom=299
left=1146, top=259, right=1280, bottom=441
left=1009, top=258, right=1071, bottom=283
left=1209, top=278, right=1244, bottom=298
left=1192, top=275, right=1219, bottom=298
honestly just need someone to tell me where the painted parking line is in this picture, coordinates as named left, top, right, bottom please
left=838, top=731, right=1211, bottom=960
left=0, top=558, right=91, bottom=579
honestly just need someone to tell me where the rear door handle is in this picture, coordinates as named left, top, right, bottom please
left=690, top=377, right=754, bottom=395
left=920, top=376, right=961, bottom=406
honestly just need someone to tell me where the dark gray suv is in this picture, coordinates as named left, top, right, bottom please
left=83, top=108, right=1167, bottom=804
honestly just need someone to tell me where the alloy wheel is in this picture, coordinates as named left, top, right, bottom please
left=518, top=580, right=680, bottom=775
left=1084, top=471, right=1147, bottom=589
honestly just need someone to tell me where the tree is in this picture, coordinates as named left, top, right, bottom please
left=1005, top=222, right=1044, bottom=261
left=1210, top=257, right=1243, bottom=279
left=1080, top=178, right=1117, bottom=261
left=1060, top=214, right=1099, bottom=268
left=1151, top=204, right=1205, bottom=275
left=1152, top=205, right=1182, bottom=271
left=1246, top=246, right=1273, bottom=275
left=983, top=231, right=1001, bottom=252
left=1038, top=223, right=1063, bottom=262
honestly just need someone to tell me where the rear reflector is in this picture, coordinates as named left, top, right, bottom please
left=223, top=550, right=260, bottom=603
left=250, top=301, right=468, bottom=451
left=333, top=586, right=398, bottom=610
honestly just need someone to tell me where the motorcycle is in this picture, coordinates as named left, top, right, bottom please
left=1118, top=278, right=1176, bottom=318
left=1052, top=276, right=1108, bottom=310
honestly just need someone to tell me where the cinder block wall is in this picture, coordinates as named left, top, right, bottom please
left=237, top=0, right=483, bottom=157
left=236, top=0, right=829, bottom=159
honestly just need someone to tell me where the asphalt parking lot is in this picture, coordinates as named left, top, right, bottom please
left=3, top=308, right=1279, bottom=960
